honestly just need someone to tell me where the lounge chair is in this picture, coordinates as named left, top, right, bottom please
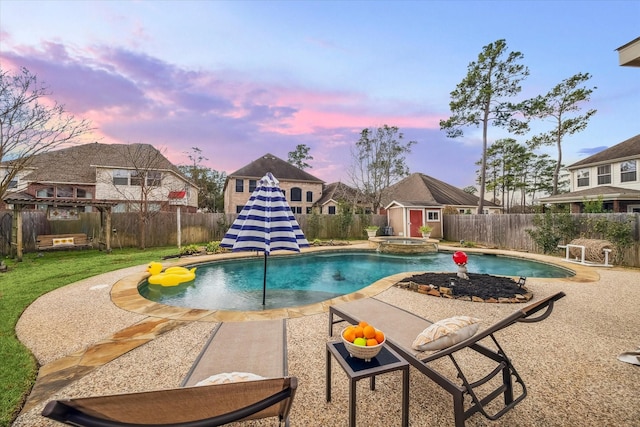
left=328, top=292, right=566, bottom=427
left=43, top=319, right=297, bottom=426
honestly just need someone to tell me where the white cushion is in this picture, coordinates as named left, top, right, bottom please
left=412, top=316, right=481, bottom=351
left=195, top=372, right=265, bottom=386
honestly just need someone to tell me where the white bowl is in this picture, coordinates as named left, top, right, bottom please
left=341, top=327, right=385, bottom=362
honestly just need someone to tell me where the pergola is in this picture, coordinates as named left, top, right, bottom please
left=3, top=192, right=117, bottom=261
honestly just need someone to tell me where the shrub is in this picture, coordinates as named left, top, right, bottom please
left=180, top=244, right=202, bottom=256
left=205, top=241, right=222, bottom=253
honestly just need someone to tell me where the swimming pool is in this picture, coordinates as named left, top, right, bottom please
left=139, top=250, right=573, bottom=311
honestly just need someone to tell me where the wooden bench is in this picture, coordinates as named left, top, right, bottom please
left=36, top=233, right=92, bottom=251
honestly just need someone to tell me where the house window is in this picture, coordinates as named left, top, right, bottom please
left=249, top=180, right=257, bottom=192
left=291, top=206, right=302, bottom=214
left=576, top=169, right=589, bottom=187
left=146, top=171, right=162, bottom=186
left=235, top=179, right=244, bottom=192
left=56, top=186, right=73, bottom=198
left=113, top=170, right=129, bottom=186
left=113, top=203, right=127, bottom=213
left=597, top=165, right=611, bottom=185
left=76, top=188, right=92, bottom=199
left=36, top=187, right=54, bottom=198
left=427, top=210, right=440, bottom=221
left=8, top=180, right=17, bottom=189
left=306, top=191, right=313, bottom=202
left=290, top=187, right=302, bottom=202
left=306, top=207, right=313, bottom=214
left=236, top=205, right=244, bottom=213
left=621, top=160, right=637, bottom=182
left=130, top=171, right=143, bottom=186
left=328, top=206, right=336, bottom=215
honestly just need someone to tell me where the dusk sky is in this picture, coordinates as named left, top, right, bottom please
left=1, top=1, right=638, bottom=188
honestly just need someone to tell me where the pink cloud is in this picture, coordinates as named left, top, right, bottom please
left=0, top=37, right=475, bottom=185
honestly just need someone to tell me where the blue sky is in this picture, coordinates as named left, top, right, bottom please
left=1, top=0, right=638, bottom=188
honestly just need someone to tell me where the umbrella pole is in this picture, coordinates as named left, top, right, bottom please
left=262, top=253, right=267, bottom=305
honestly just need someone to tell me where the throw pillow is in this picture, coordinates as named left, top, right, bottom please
left=412, top=316, right=481, bottom=351
left=195, top=372, right=265, bottom=386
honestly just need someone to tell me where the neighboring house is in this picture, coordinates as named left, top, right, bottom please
left=2, top=142, right=198, bottom=213
left=538, top=134, right=640, bottom=213
left=223, top=153, right=324, bottom=214
left=381, top=173, right=501, bottom=239
left=315, top=181, right=370, bottom=214
left=616, top=36, right=640, bottom=67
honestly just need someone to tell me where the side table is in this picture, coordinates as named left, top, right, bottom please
left=326, top=340, right=409, bottom=426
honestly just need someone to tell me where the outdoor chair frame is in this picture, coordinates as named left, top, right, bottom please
left=43, top=319, right=296, bottom=427
left=328, top=292, right=566, bottom=427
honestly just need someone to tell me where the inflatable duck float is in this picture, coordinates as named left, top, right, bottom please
left=146, top=262, right=196, bottom=286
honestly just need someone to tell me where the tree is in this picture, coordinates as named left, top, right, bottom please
left=105, top=144, right=180, bottom=249
left=348, top=124, right=416, bottom=212
left=287, top=144, right=313, bottom=170
left=179, top=147, right=226, bottom=212
left=462, top=185, right=477, bottom=195
left=440, top=39, right=529, bottom=214
left=481, top=138, right=529, bottom=211
left=0, top=67, right=92, bottom=198
left=524, top=72, right=597, bottom=195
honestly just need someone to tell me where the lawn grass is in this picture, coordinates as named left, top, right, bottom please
left=0, top=247, right=178, bottom=426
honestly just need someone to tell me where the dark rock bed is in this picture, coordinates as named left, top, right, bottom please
left=396, top=272, right=531, bottom=303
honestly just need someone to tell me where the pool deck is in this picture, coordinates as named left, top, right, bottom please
left=14, top=242, right=624, bottom=426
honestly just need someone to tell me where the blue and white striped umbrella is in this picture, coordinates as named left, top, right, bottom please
left=220, top=172, right=309, bottom=305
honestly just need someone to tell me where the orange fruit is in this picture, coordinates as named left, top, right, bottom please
left=363, top=325, right=376, bottom=339
left=366, top=338, right=379, bottom=347
left=353, top=326, right=364, bottom=338
left=343, top=328, right=356, bottom=343
left=375, top=330, right=385, bottom=344
left=358, top=321, right=368, bottom=328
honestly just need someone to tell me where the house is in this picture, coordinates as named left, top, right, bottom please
left=223, top=153, right=324, bottom=214
left=616, top=36, right=640, bottom=67
left=315, top=181, right=371, bottom=214
left=538, top=134, right=640, bottom=213
left=2, top=142, right=198, bottom=213
left=381, top=173, right=501, bottom=239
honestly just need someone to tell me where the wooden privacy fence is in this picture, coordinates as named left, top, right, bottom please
left=444, top=213, right=640, bottom=268
left=3, top=209, right=638, bottom=267
left=0, top=211, right=386, bottom=254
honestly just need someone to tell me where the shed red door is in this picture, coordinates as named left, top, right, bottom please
left=409, top=210, right=423, bottom=237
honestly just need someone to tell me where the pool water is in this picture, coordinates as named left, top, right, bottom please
left=139, top=251, right=573, bottom=311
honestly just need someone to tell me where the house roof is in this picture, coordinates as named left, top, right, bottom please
left=13, top=142, right=185, bottom=184
left=316, top=182, right=363, bottom=206
left=381, top=173, right=498, bottom=208
left=616, top=36, right=640, bottom=67
left=225, top=153, right=324, bottom=189
left=538, top=185, right=640, bottom=203
left=569, top=134, right=640, bottom=169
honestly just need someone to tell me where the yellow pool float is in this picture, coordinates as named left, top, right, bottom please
left=146, top=261, right=196, bottom=287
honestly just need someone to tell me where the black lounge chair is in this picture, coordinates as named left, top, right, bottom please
left=328, top=292, right=566, bottom=427
left=43, top=319, right=296, bottom=426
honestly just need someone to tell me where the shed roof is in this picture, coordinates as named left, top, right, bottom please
left=382, top=173, right=497, bottom=208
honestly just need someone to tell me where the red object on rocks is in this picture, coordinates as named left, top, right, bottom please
left=453, top=251, right=468, bottom=265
